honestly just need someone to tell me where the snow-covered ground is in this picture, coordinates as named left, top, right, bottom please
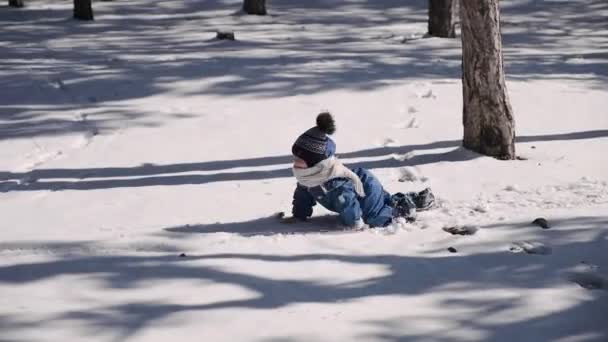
left=1, top=0, right=607, bottom=341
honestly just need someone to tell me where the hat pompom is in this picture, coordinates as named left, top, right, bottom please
left=316, top=112, right=336, bottom=135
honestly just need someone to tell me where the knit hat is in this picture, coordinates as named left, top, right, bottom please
left=292, top=112, right=336, bottom=167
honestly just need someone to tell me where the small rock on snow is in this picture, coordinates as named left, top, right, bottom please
left=532, top=217, right=550, bottom=229
left=216, top=31, right=235, bottom=40
left=447, top=247, right=458, bottom=253
left=509, top=241, right=552, bottom=255
left=443, top=225, right=479, bottom=236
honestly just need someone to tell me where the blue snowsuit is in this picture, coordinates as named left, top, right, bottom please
left=292, top=167, right=396, bottom=227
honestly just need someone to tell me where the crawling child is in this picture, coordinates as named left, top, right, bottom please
left=288, top=112, right=435, bottom=228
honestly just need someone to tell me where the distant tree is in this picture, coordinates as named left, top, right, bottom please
left=428, top=0, right=458, bottom=38
left=8, top=0, right=24, bottom=8
left=74, top=0, right=94, bottom=21
left=460, top=0, right=515, bottom=159
left=243, top=0, right=266, bottom=15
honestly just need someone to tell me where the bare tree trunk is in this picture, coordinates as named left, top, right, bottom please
left=460, top=0, right=515, bottom=159
left=8, top=0, right=24, bottom=8
left=73, top=0, right=94, bottom=21
left=428, top=0, right=458, bottom=38
left=243, top=0, right=266, bottom=15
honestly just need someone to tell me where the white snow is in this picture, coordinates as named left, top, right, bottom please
left=1, top=0, right=607, bottom=341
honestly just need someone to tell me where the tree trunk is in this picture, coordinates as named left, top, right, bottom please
left=8, top=0, right=24, bottom=8
left=428, top=0, right=458, bottom=38
left=243, top=0, right=266, bottom=15
left=460, top=0, right=515, bottom=159
left=73, top=0, right=94, bottom=21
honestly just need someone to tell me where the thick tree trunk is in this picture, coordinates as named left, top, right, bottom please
left=73, top=0, right=94, bottom=21
left=243, top=0, right=266, bottom=15
left=8, top=0, right=24, bottom=8
left=460, top=0, right=515, bottom=159
left=428, top=0, right=458, bottom=38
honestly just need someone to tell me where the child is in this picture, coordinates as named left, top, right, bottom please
left=288, top=112, right=435, bottom=228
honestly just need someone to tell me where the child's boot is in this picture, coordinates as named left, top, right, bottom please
left=414, top=187, right=435, bottom=211
left=390, top=193, right=417, bottom=222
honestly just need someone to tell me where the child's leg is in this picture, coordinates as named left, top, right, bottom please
left=351, top=167, right=395, bottom=227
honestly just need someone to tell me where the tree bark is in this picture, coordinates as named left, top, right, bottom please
left=8, top=0, right=24, bottom=8
left=460, top=0, right=515, bottom=159
left=243, top=0, right=266, bottom=15
left=73, top=0, right=94, bottom=21
left=428, top=0, right=458, bottom=38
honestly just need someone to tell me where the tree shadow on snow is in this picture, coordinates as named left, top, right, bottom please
left=164, top=213, right=347, bottom=236
left=0, top=216, right=606, bottom=341
left=1, top=0, right=607, bottom=140
left=1, top=129, right=607, bottom=192
left=0, top=139, right=469, bottom=192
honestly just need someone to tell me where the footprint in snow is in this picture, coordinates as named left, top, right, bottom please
left=504, top=184, right=520, bottom=192
left=567, top=272, right=607, bottom=290
left=392, top=151, right=415, bottom=162
left=398, top=106, right=418, bottom=116
left=17, top=174, right=37, bottom=185
left=19, top=150, right=63, bottom=171
left=420, top=89, right=436, bottom=99
left=394, top=117, right=420, bottom=129
left=396, top=166, right=428, bottom=183
left=49, top=78, right=67, bottom=91
left=379, top=138, right=398, bottom=147
left=411, top=82, right=435, bottom=99
left=72, top=113, right=98, bottom=148
left=406, top=117, right=420, bottom=128
left=472, top=203, right=490, bottom=213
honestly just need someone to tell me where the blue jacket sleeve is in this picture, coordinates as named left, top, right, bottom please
left=333, top=187, right=363, bottom=227
left=292, top=184, right=316, bottom=220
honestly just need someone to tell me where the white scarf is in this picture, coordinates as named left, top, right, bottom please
left=292, top=156, right=366, bottom=197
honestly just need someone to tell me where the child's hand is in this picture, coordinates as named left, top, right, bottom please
left=281, top=216, right=300, bottom=224
left=351, top=218, right=365, bottom=229
left=276, top=211, right=305, bottom=224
